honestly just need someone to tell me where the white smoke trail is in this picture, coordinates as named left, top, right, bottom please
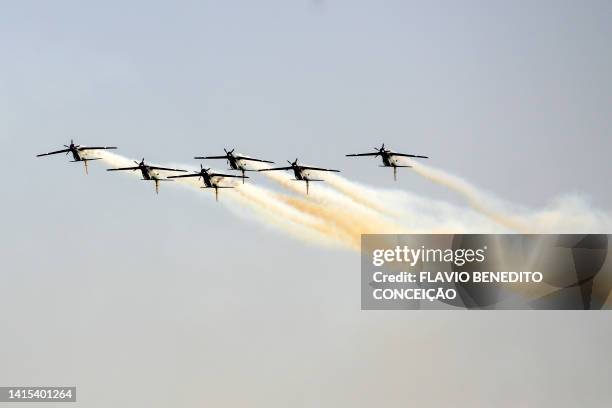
left=95, top=151, right=610, bottom=252
left=250, top=161, right=408, bottom=236
left=234, top=184, right=358, bottom=249
left=322, top=173, right=402, bottom=217
left=97, top=151, right=355, bottom=249
left=253, top=155, right=609, bottom=235
left=399, top=158, right=612, bottom=233
left=318, top=172, right=507, bottom=233
left=252, top=160, right=512, bottom=234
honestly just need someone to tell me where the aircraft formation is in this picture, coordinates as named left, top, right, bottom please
left=36, top=141, right=429, bottom=199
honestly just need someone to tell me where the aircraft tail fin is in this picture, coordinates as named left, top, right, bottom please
left=201, top=186, right=234, bottom=201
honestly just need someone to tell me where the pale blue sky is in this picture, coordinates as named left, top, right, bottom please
left=1, top=1, right=611, bottom=406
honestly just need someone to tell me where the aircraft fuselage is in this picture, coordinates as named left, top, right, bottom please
left=293, top=167, right=307, bottom=181
left=201, top=172, right=215, bottom=187
left=70, top=148, right=84, bottom=161
left=381, top=152, right=395, bottom=167
left=140, top=166, right=159, bottom=180
left=227, top=155, right=240, bottom=170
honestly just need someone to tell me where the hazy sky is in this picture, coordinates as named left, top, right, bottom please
left=1, top=1, right=611, bottom=406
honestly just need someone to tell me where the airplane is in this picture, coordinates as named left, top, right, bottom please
left=106, top=158, right=187, bottom=194
left=167, top=164, right=246, bottom=201
left=346, top=143, right=429, bottom=180
left=258, top=158, right=340, bottom=194
left=36, top=139, right=117, bottom=174
left=194, top=148, right=274, bottom=183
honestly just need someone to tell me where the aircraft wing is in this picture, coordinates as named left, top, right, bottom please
left=345, top=152, right=379, bottom=157
left=235, top=156, right=274, bottom=164
left=300, top=166, right=340, bottom=172
left=257, top=166, right=293, bottom=172
left=210, top=173, right=249, bottom=178
left=194, top=155, right=227, bottom=159
left=36, top=149, right=71, bottom=157
left=148, top=166, right=187, bottom=172
left=107, top=166, right=140, bottom=171
left=78, top=146, right=118, bottom=151
left=389, top=152, right=429, bottom=159
left=167, top=173, right=201, bottom=179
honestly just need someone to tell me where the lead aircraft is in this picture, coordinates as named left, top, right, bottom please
left=346, top=143, right=429, bottom=180
left=36, top=140, right=117, bottom=174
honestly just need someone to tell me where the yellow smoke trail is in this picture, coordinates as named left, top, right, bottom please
left=255, top=162, right=520, bottom=237
left=231, top=184, right=354, bottom=249
left=398, top=158, right=532, bottom=232
left=96, top=151, right=610, bottom=251
left=97, top=152, right=413, bottom=249
left=277, top=197, right=379, bottom=249
left=236, top=156, right=408, bottom=247
left=252, top=162, right=409, bottom=235
left=401, top=158, right=612, bottom=233
left=254, top=161, right=508, bottom=235
left=97, top=151, right=356, bottom=248
left=323, top=173, right=402, bottom=218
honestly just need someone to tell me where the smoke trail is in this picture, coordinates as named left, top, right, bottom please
left=252, top=160, right=513, bottom=235
left=168, top=171, right=335, bottom=246
left=275, top=174, right=406, bottom=234
left=319, top=172, right=510, bottom=233
left=326, top=171, right=495, bottom=232
left=96, top=151, right=610, bottom=253
left=317, top=173, right=401, bottom=218
left=394, top=158, right=530, bottom=232
left=250, top=165, right=404, bottom=244
left=97, top=152, right=411, bottom=248
left=97, top=151, right=356, bottom=249
left=232, top=184, right=356, bottom=249
left=400, top=158, right=612, bottom=233
left=94, top=151, right=142, bottom=175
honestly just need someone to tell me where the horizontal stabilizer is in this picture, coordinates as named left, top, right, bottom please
left=201, top=186, right=234, bottom=189
left=210, top=173, right=248, bottom=178
left=70, top=158, right=102, bottom=162
left=292, top=179, right=324, bottom=182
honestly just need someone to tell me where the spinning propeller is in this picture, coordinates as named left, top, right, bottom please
left=373, top=143, right=389, bottom=157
